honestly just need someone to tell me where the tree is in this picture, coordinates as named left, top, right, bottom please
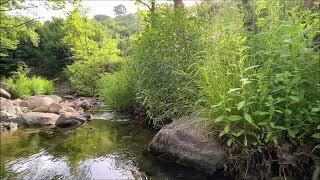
left=63, top=9, right=121, bottom=94
left=113, top=4, right=127, bottom=16
left=94, top=14, right=111, bottom=22
left=0, top=0, right=79, bottom=77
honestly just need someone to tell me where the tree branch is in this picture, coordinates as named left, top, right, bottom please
left=0, top=0, right=10, bottom=6
left=0, top=18, right=39, bottom=29
left=0, top=5, right=38, bottom=11
left=136, top=0, right=151, bottom=11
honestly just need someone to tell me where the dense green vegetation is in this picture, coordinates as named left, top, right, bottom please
left=6, top=67, right=54, bottom=98
left=101, top=0, right=320, bottom=148
left=1, top=0, right=319, bottom=178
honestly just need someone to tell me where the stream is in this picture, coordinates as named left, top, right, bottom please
left=0, top=106, right=229, bottom=180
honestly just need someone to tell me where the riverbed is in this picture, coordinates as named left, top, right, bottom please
left=0, top=107, right=228, bottom=180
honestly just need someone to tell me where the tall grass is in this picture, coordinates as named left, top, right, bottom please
left=97, top=63, right=135, bottom=110
left=199, top=0, right=320, bottom=146
left=130, top=7, right=204, bottom=126
left=98, top=0, right=319, bottom=146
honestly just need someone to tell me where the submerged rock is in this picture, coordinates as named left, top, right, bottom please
left=0, top=88, right=11, bottom=99
left=17, top=112, right=59, bottom=126
left=149, top=116, right=226, bottom=175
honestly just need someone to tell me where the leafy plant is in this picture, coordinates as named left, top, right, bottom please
left=6, top=67, right=54, bottom=98
left=130, top=6, right=204, bottom=125
left=97, top=63, right=135, bottom=110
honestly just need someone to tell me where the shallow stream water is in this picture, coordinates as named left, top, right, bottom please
left=0, top=107, right=229, bottom=180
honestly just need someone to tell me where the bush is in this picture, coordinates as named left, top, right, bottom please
left=131, top=7, right=204, bottom=125
left=198, top=0, right=320, bottom=146
left=66, top=58, right=121, bottom=95
left=6, top=68, right=54, bottom=98
left=97, top=64, right=135, bottom=110
left=29, top=76, right=54, bottom=95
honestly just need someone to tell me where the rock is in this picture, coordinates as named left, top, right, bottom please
left=0, top=97, right=21, bottom=122
left=68, top=97, right=98, bottom=112
left=26, top=96, right=63, bottom=114
left=13, top=98, right=22, bottom=106
left=59, top=103, right=77, bottom=113
left=0, top=122, right=18, bottom=132
left=17, top=112, right=59, bottom=126
left=0, top=82, right=9, bottom=91
left=62, top=95, right=74, bottom=100
left=149, top=116, right=226, bottom=175
left=18, top=100, right=30, bottom=107
left=56, top=112, right=90, bottom=127
left=0, top=88, right=11, bottom=99
left=27, top=95, right=62, bottom=103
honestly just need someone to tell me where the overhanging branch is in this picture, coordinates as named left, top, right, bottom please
left=0, top=18, right=39, bottom=29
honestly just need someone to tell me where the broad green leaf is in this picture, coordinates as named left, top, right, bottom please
left=227, top=88, right=240, bottom=94
left=312, top=133, right=320, bottom=139
left=266, top=132, right=272, bottom=139
left=244, top=113, right=252, bottom=124
left=228, top=115, right=242, bottom=121
left=288, top=129, right=296, bottom=138
left=232, top=130, right=245, bottom=137
left=227, top=138, right=234, bottom=146
left=219, top=131, right=226, bottom=137
left=311, top=108, right=320, bottom=113
left=255, top=111, right=269, bottom=116
left=289, top=96, right=300, bottom=102
left=258, top=122, right=269, bottom=126
left=237, top=101, right=246, bottom=110
left=224, top=124, right=230, bottom=134
left=214, top=115, right=225, bottom=123
left=270, top=122, right=275, bottom=128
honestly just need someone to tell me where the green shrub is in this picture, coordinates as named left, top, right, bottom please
left=97, top=64, right=135, bottom=110
left=198, top=0, right=320, bottom=146
left=131, top=7, right=204, bottom=125
left=66, top=58, right=121, bottom=95
left=6, top=68, right=54, bottom=98
left=6, top=72, right=31, bottom=98
left=29, top=76, right=54, bottom=95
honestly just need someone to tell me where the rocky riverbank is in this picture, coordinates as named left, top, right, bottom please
left=0, top=93, right=98, bottom=133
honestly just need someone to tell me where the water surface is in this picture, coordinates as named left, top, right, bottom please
left=1, top=108, right=228, bottom=180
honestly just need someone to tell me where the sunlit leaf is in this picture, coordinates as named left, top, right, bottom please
left=228, top=115, right=242, bottom=121
left=237, top=101, right=246, bottom=110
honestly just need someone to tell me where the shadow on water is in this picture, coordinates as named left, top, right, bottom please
left=0, top=107, right=231, bottom=180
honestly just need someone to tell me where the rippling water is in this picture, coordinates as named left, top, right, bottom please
left=0, top=108, right=229, bottom=180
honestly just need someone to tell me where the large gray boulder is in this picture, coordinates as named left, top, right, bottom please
left=0, top=82, right=9, bottom=91
left=0, top=97, right=22, bottom=122
left=27, top=95, right=62, bottom=103
left=0, top=88, right=11, bottom=99
left=149, top=116, right=226, bottom=175
left=56, top=112, right=90, bottom=127
left=17, top=112, right=59, bottom=126
left=26, top=96, right=64, bottom=114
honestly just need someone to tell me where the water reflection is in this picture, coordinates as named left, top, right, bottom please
left=1, top=111, right=228, bottom=180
